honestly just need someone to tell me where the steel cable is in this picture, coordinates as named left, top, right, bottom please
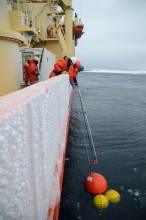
left=77, top=87, right=98, bottom=164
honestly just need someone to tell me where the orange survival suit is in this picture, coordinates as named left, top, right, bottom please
left=49, top=57, right=68, bottom=78
left=23, top=60, right=31, bottom=87
left=29, top=60, right=38, bottom=85
left=69, top=64, right=79, bottom=87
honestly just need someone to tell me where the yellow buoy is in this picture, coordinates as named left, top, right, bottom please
left=93, top=195, right=109, bottom=209
left=105, top=190, right=121, bottom=203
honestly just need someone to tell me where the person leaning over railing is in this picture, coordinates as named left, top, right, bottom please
left=49, top=56, right=84, bottom=90
left=49, top=56, right=69, bottom=78
left=69, top=59, right=84, bottom=90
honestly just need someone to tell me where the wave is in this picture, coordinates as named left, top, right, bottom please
left=84, top=69, right=146, bottom=74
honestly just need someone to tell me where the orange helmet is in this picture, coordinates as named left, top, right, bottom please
left=28, top=58, right=31, bottom=61
left=76, top=60, right=81, bottom=68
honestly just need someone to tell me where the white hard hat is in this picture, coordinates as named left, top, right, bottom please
left=33, top=56, right=39, bottom=62
left=70, top=57, right=77, bottom=65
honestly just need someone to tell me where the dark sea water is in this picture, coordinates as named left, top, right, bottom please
left=59, top=72, right=146, bottom=220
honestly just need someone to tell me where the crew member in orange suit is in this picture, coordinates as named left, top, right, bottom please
left=23, top=57, right=31, bottom=87
left=49, top=56, right=69, bottom=78
left=29, top=56, right=40, bottom=85
left=69, top=59, right=81, bottom=89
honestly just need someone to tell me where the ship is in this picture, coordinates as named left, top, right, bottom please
left=0, top=0, right=84, bottom=219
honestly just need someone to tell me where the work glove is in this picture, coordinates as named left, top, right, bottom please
left=37, top=72, right=40, bottom=76
left=62, top=71, right=68, bottom=74
left=71, top=83, right=75, bottom=90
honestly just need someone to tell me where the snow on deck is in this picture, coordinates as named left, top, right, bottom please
left=0, top=75, right=71, bottom=220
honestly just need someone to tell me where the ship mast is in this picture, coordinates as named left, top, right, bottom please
left=47, top=0, right=73, bottom=57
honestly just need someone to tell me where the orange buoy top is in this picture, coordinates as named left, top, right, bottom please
left=84, top=173, right=107, bottom=194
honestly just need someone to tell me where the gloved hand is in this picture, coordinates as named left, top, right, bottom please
left=71, top=83, right=75, bottom=90
left=62, top=71, right=68, bottom=74
left=37, top=72, right=40, bottom=76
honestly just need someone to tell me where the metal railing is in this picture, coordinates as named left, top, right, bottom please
left=11, top=0, right=38, bottom=30
left=26, top=0, right=48, bottom=2
left=18, top=14, right=38, bottom=29
left=38, top=25, right=58, bottom=39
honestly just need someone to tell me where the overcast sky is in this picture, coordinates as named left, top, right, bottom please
left=72, top=0, right=146, bottom=70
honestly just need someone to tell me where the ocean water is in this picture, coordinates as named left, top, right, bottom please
left=59, top=71, right=146, bottom=220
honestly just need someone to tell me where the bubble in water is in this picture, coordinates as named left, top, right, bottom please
left=121, top=186, right=124, bottom=190
left=134, top=191, right=140, bottom=197
left=77, top=202, right=80, bottom=210
left=127, top=189, right=133, bottom=195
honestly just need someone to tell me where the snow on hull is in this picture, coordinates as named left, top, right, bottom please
left=0, top=75, right=72, bottom=220
left=48, top=89, right=73, bottom=220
